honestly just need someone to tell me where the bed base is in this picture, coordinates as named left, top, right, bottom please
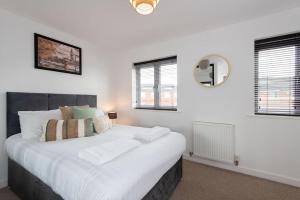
left=8, top=157, right=182, bottom=200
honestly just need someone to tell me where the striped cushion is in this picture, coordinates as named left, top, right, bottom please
left=41, top=119, right=94, bottom=142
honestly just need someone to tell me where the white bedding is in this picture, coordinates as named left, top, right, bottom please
left=5, top=125, right=186, bottom=200
left=78, top=139, right=141, bottom=165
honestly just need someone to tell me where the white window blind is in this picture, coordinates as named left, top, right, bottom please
left=133, top=56, right=177, bottom=111
left=255, top=33, right=300, bottom=116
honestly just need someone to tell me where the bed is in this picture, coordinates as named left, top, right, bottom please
left=6, top=92, right=185, bottom=200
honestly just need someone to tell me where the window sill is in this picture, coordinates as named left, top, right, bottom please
left=247, top=114, right=300, bottom=120
left=132, top=107, right=183, bottom=113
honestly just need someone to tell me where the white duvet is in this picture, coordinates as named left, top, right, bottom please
left=5, top=125, right=186, bottom=200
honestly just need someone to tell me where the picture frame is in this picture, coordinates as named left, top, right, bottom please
left=34, top=33, right=82, bottom=75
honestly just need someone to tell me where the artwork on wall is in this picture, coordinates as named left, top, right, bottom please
left=34, top=33, right=82, bottom=75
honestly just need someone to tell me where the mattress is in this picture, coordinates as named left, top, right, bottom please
left=5, top=125, right=186, bottom=200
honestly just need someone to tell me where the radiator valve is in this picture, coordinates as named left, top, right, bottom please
left=234, top=155, right=240, bottom=166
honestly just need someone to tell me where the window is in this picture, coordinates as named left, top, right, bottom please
left=133, top=56, right=177, bottom=111
left=255, top=32, right=300, bottom=116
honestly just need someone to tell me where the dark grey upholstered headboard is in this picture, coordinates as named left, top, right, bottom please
left=6, top=92, right=97, bottom=138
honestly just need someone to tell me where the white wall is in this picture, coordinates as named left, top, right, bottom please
left=1, top=4, right=300, bottom=190
left=112, top=7, right=300, bottom=187
left=0, top=9, right=113, bottom=187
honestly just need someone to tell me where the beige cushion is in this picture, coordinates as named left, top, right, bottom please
left=59, top=105, right=89, bottom=120
left=93, top=115, right=112, bottom=134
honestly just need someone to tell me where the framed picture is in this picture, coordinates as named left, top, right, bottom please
left=34, top=33, right=82, bottom=75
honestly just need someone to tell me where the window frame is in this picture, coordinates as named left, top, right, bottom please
left=254, top=32, right=300, bottom=117
left=133, top=56, right=178, bottom=111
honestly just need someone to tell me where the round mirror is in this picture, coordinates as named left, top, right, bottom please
left=194, top=55, right=231, bottom=87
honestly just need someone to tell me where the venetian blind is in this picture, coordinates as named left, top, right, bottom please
left=255, top=32, right=300, bottom=116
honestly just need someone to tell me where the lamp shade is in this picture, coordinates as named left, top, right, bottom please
left=108, top=112, right=117, bottom=119
left=130, top=0, right=160, bottom=15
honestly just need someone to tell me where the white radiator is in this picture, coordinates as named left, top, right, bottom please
left=192, top=121, right=235, bottom=164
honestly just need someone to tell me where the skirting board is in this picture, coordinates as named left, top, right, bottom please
left=0, top=178, right=7, bottom=189
left=183, top=153, right=300, bottom=188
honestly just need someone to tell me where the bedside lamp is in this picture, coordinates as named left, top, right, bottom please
left=108, top=112, right=117, bottom=124
left=108, top=112, right=117, bottom=119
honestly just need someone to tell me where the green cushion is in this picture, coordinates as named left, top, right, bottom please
left=72, top=107, right=96, bottom=119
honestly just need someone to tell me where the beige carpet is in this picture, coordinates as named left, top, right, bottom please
left=1, top=160, right=300, bottom=200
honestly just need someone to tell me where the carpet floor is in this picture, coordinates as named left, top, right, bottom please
left=1, top=160, right=300, bottom=200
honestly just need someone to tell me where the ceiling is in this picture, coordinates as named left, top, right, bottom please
left=1, top=0, right=300, bottom=51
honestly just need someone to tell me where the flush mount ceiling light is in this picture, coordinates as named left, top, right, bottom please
left=130, top=0, right=160, bottom=15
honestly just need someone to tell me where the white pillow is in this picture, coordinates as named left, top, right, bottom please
left=18, top=109, right=62, bottom=139
left=95, top=108, right=105, bottom=117
left=93, top=115, right=112, bottom=134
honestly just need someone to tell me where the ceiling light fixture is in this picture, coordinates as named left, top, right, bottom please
left=130, top=0, right=160, bottom=15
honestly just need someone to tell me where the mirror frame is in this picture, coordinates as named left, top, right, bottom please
left=193, top=54, right=231, bottom=88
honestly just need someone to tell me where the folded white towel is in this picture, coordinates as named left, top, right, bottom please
left=78, top=139, right=141, bottom=165
left=135, top=126, right=170, bottom=143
